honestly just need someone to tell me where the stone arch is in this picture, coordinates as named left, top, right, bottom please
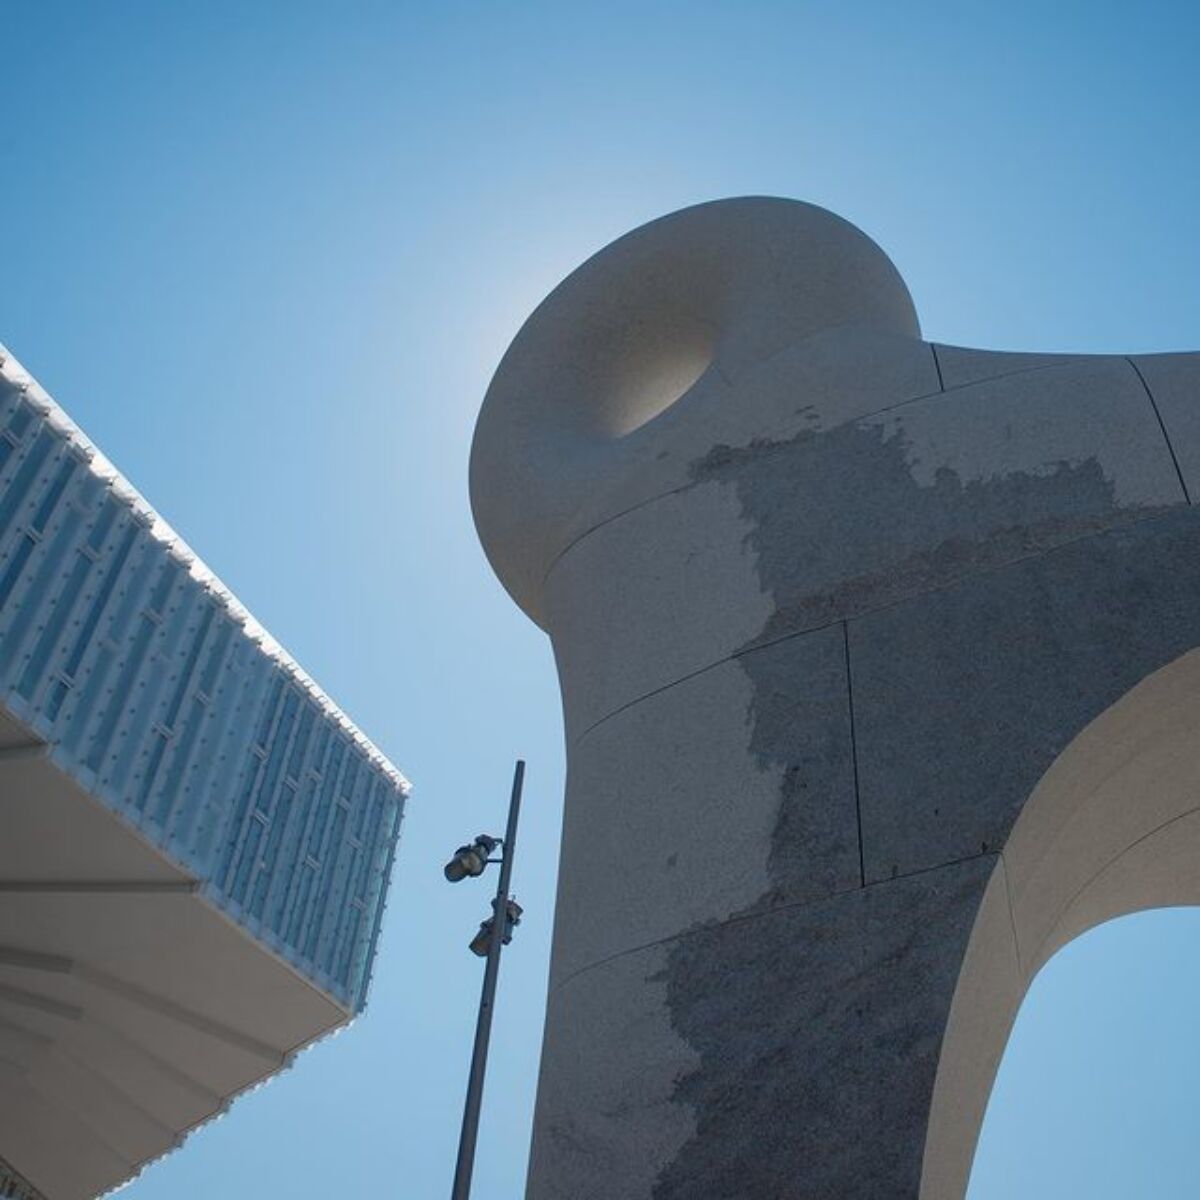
left=924, top=646, right=1200, bottom=1199
left=472, top=196, right=1200, bottom=1198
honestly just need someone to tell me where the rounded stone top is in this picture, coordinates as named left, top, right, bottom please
left=471, top=196, right=920, bottom=624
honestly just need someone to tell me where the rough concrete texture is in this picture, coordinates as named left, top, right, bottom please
left=529, top=943, right=699, bottom=1200
left=925, top=647, right=1200, bottom=1200
left=533, top=857, right=993, bottom=1200
left=549, top=626, right=858, bottom=986
left=853, top=507, right=1200, bottom=882
left=470, top=197, right=1200, bottom=1198
left=544, top=477, right=773, bottom=741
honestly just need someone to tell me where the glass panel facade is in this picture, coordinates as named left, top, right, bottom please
left=0, top=349, right=408, bottom=1013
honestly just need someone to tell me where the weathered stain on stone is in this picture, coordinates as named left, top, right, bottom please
left=692, top=416, right=1176, bottom=920
left=853, top=505, right=1200, bottom=880
left=690, top=419, right=1170, bottom=648
left=737, top=628, right=860, bottom=911
left=651, top=857, right=995, bottom=1200
left=651, top=416, right=1195, bottom=1197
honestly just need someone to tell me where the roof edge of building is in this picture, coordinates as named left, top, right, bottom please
left=0, top=344, right=411, bottom=796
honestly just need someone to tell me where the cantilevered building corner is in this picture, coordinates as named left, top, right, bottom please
left=0, top=346, right=410, bottom=1200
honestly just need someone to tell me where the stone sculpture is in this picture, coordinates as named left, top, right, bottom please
left=470, top=197, right=1200, bottom=1198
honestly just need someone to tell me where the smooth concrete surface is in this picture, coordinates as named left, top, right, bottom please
left=470, top=197, right=1200, bottom=1198
left=0, top=718, right=349, bottom=1199
left=930, top=344, right=1089, bottom=390
left=471, top=197, right=921, bottom=626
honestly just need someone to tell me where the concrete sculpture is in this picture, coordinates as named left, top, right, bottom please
left=470, top=197, right=1200, bottom=1198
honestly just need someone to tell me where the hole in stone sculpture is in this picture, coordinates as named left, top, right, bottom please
left=967, top=908, right=1200, bottom=1198
left=584, top=300, right=715, bottom=437
left=548, top=237, right=722, bottom=437
left=604, top=337, right=713, bottom=436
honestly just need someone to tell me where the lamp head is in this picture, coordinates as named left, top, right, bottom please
left=443, top=834, right=500, bottom=882
left=468, top=920, right=494, bottom=958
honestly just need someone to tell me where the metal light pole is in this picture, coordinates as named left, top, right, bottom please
left=450, top=759, right=525, bottom=1200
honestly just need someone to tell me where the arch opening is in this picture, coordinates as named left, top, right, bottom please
left=966, top=907, right=1200, bottom=1198
left=922, top=646, right=1200, bottom=1200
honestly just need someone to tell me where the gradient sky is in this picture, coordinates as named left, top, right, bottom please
left=3, top=3, right=1199, bottom=1197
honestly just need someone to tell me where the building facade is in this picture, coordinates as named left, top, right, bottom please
left=0, top=347, right=408, bottom=1199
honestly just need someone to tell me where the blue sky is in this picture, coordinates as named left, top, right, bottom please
left=3, top=2, right=1199, bottom=1196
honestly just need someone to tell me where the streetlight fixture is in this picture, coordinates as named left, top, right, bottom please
left=468, top=897, right=523, bottom=957
left=443, top=835, right=499, bottom=882
left=445, top=759, right=525, bottom=1200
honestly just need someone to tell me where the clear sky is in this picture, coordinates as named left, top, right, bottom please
left=3, top=2, right=1199, bottom=1196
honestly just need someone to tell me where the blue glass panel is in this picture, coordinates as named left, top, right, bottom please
left=31, top=456, right=76, bottom=533
left=86, top=496, right=120, bottom=552
left=0, top=508, right=83, bottom=679
left=6, top=401, right=35, bottom=440
left=63, top=523, right=138, bottom=679
left=163, top=603, right=215, bottom=731
left=16, top=549, right=93, bottom=699
left=0, top=536, right=35, bottom=610
left=156, top=696, right=208, bottom=828
left=0, top=428, right=54, bottom=543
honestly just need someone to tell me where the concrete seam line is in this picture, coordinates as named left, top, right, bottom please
left=930, top=342, right=946, bottom=392
left=1024, top=797, right=1200, bottom=974
left=572, top=500, right=1190, bottom=749
left=543, top=357, right=1104, bottom=590
left=998, top=851, right=1024, bottom=978
left=1126, top=355, right=1192, bottom=505
left=842, top=621, right=866, bottom=887
left=550, top=850, right=1001, bottom=995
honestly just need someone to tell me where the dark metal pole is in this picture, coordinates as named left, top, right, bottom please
left=451, top=759, right=525, bottom=1200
